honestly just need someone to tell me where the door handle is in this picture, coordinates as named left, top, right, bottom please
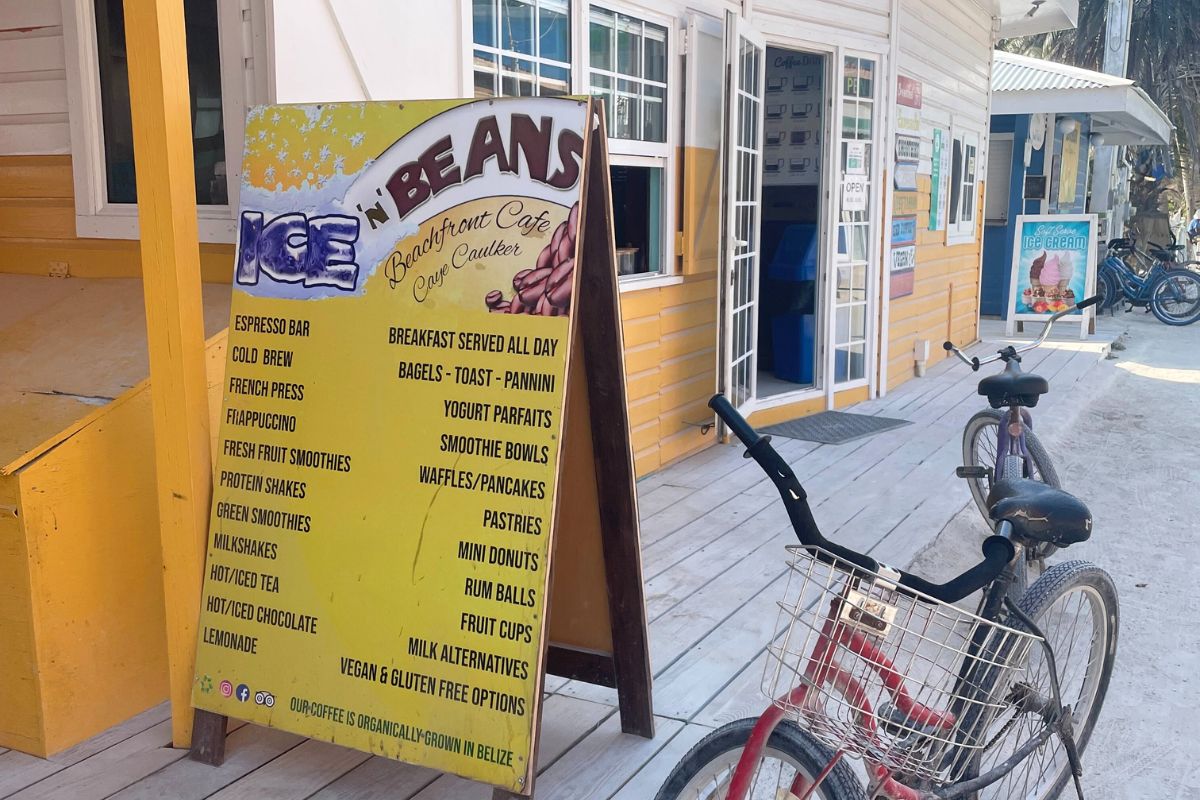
left=735, top=238, right=750, bottom=247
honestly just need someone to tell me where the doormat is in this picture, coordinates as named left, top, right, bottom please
left=760, top=410, right=911, bottom=445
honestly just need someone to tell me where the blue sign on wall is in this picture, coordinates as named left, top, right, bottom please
left=891, top=216, right=916, bottom=246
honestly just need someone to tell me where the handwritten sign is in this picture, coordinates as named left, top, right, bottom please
left=191, top=98, right=604, bottom=792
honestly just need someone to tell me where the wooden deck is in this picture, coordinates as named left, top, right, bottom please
left=0, top=318, right=1119, bottom=800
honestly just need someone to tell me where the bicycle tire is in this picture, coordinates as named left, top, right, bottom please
left=1149, top=270, right=1200, bottom=326
left=1096, top=268, right=1120, bottom=313
left=961, top=408, right=1061, bottom=521
left=965, top=561, right=1119, bottom=800
left=654, top=718, right=865, bottom=800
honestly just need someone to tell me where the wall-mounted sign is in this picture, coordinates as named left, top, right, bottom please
left=1057, top=124, right=1081, bottom=206
left=895, top=135, right=920, bottom=163
left=893, top=191, right=919, bottom=217
left=929, top=127, right=947, bottom=231
left=891, top=216, right=917, bottom=247
left=1005, top=214, right=1097, bottom=338
left=897, top=75, right=923, bottom=108
left=842, top=175, right=868, bottom=211
left=889, top=243, right=917, bottom=298
left=190, top=97, right=652, bottom=796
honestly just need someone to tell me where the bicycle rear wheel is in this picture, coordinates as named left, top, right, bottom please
left=1149, top=271, right=1200, bottom=325
left=961, top=409, right=1060, bottom=520
left=967, top=561, right=1118, bottom=800
left=654, top=718, right=865, bottom=800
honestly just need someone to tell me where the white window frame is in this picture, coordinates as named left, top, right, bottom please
left=61, top=0, right=249, bottom=243
left=947, top=125, right=981, bottom=244
left=583, top=1, right=678, bottom=285
left=460, top=0, right=679, bottom=286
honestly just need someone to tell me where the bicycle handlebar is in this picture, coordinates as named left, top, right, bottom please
left=708, top=394, right=1014, bottom=604
left=942, top=294, right=1100, bottom=370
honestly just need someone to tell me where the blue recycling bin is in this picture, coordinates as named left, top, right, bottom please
left=771, top=312, right=815, bottom=384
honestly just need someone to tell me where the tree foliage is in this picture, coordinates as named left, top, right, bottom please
left=1000, top=0, right=1200, bottom=218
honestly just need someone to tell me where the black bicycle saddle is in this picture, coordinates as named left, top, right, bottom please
left=977, top=363, right=1049, bottom=408
left=987, top=478, right=1092, bottom=547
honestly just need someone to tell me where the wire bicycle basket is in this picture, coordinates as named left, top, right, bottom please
left=763, top=545, right=1042, bottom=784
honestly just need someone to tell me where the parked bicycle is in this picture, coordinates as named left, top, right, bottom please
left=944, top=297, right=1099, bottom=564
left=1097, top=237, right=1200, bottom=325
left=656, top=395, right=1117, bottom=800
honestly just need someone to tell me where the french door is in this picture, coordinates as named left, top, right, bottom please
left=721, top=13, right=765, bottom=409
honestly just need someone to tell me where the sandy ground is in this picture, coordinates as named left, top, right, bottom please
left=908, top=309, right=1200, bottom=799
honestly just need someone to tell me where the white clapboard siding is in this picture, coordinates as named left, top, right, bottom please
left=753, top=0, right=892, bottom=50
left=0, top=0, right=69, bottom=155
left=899, top=0, right=995, bottom=129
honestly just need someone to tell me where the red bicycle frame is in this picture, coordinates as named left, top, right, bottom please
left=724, top=596, right=957, bottom=800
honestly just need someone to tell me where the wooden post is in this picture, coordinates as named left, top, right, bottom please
left=124, top=0, right=213, bottom=749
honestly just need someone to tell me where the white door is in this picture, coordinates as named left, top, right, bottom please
left=721, top=13, right=766, bottom=409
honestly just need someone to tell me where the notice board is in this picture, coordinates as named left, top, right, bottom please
left=190, top=97, right=651, bottom=795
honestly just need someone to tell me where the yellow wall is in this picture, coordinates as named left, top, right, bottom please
left=0, top=155, right=233, bottom=282
left=621, top=275, right=719, bottom=476
left=886, top=176, right=983, bottom=390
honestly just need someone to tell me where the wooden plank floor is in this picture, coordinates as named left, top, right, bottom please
left=0, top=319, right=1118, bottom=800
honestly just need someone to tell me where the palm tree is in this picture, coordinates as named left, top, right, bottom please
left=1000, top=0, right=1200, bottom=222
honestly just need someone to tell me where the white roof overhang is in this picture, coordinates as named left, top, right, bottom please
left=992, top=53, right=1173, bottom=146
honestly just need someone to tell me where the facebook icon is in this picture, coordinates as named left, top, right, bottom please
left=235, top=684, right=250, bottom=702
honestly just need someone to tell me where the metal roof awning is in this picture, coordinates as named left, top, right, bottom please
left=991, top=51, right=1173, bottom=146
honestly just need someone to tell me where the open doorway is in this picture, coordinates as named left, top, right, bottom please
left=756, top=47, right=826, bottom=398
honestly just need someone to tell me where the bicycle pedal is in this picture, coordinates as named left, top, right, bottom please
left=956, top=466, right=988, bottom=479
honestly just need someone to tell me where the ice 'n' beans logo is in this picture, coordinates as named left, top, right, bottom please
left=234, top=98, right=587, bottom=296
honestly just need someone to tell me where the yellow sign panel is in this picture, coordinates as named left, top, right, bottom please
left=192, top=98, right=589, bottom=792
left=1058, top=125, right=1081, bottom=205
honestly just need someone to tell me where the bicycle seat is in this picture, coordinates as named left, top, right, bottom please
left=977, top=370, right=1049, bottom=408
left=987, top=478, right=1092, bottom=547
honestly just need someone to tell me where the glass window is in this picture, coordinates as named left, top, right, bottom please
left=610, top=163, right=664, bottom=275
left=93, top=0, right=227, bottom=206
left=588, top=7, right=668, bottom=143
left=948, top=131, right=979, bottom=240
left=472, top=0, right=571, bottom=97
left=833, top=55, right=876, bottom=384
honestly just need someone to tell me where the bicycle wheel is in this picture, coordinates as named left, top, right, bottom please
left=1095, top=268, right=1120, bottom=312
left=967, top=561, right=1119, bottom=800
left=654, top=718, right=865, bottom=800
left=1149, top=271, right=1200, bottom=325
left=961, top=409, right=1061, bottom=522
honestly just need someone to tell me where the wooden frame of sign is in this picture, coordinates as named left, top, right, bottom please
left=189, top=97, right=652, bottom=799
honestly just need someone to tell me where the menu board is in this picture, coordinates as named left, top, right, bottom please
left=191, top=97, right=597, bottom=792
left=763, top=48, right=824, bottom=187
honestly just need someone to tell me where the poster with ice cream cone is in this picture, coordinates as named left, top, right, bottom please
left=1005, top=214, right=1097, bottom=339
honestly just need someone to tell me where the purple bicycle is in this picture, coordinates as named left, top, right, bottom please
left=943, top=296, right=1100, bottom=565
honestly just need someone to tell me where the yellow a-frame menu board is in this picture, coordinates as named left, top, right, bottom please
left=190, top=98, right=651, bottom=795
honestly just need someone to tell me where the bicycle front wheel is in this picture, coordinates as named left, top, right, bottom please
left=961, top=409, right=1061, bottom=522
left=1149, top=271, right=1200, bottom=325
left=968, top=561, right=1119, bottom=800
left=654, top=718, right=865, bottom=800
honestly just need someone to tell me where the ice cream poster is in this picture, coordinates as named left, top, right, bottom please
left=1006, top=214, right=1097, bottom=336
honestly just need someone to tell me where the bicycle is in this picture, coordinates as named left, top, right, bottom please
left=656, top=395, right=1117, bottom=800
left=1097, top=237, right=1200, bottom=326
left=943, top=297, right=1100, bottom=562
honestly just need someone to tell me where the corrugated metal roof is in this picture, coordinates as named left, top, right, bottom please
left=993, top=50, right=1134, bottom=93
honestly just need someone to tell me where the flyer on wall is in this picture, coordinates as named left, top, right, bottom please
left=190, top=97, right=590, bottom=792
left=1006, top=214, right=1097, bottom=336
